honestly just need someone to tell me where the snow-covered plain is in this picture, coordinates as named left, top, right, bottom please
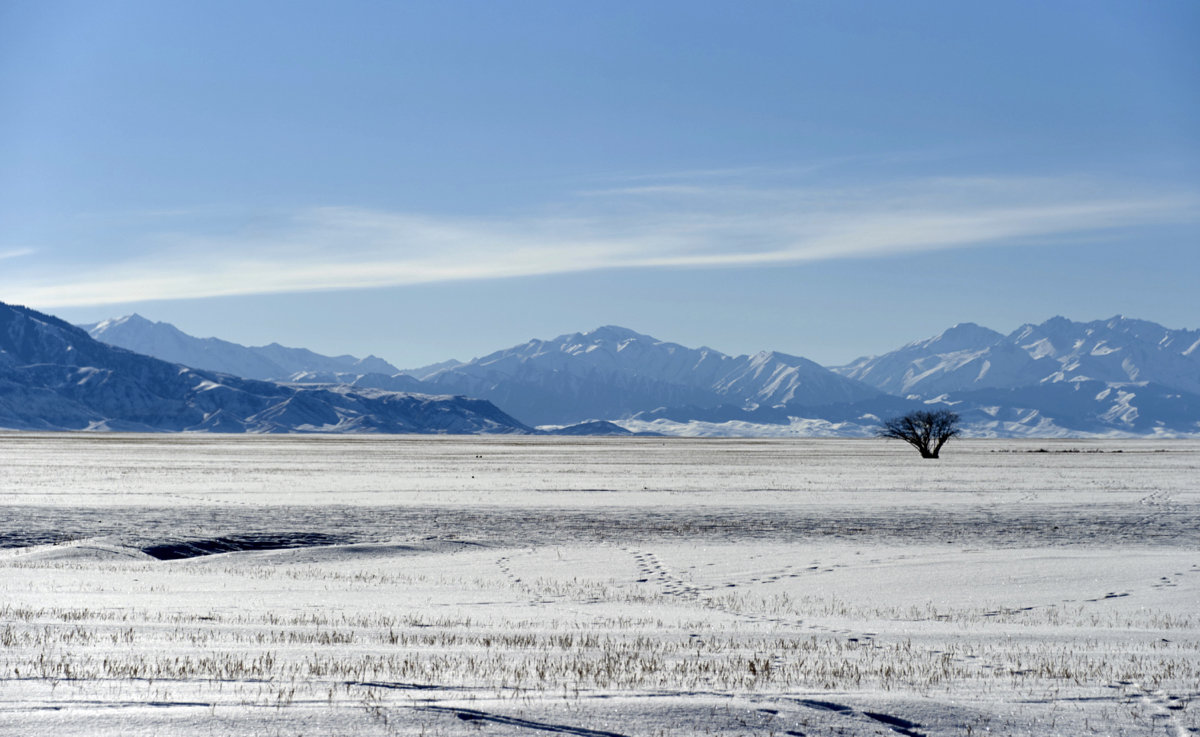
left=1, top=434, right=1197, bottom=736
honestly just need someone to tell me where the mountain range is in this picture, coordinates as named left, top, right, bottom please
left=835, top=317, right=1200, bottom=398
left=84, top=320, right=883, bottom=426
left=1, top=301, right=530, bottom=434
left=72, top=310, right=1200, bottom=437
left=407, top=326, right=882, bottom=426
left=83, top=314, right=401, bottom=380
left=819, top=315, right=1200, bottom=437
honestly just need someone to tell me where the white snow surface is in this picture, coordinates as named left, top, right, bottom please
left=616, top=416, right=881, bottom=438
left=1, top=434, right=1198, bottom=736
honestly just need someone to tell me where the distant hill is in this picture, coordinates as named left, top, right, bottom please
left=82, top=313, right=400, bottom=381
left=3, top=302, right=529, bottom=434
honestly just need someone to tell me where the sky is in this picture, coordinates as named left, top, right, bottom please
left=1, top=0, right=1197, bottom=368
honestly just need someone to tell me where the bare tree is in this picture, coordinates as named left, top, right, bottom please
left=877, top=409, right=961, bottom=458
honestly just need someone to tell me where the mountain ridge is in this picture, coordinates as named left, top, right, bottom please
left=4, top=302, right=530, bottom=434
left=82, top=314, right=400, bottom=381
left=836, top=315, right=1200, bottom=398
left=72, top=309, right=1200, bottom=437
left=416, top=325, right=882, bottom=425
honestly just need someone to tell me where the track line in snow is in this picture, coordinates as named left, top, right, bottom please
left=421, top=705, right=632, bottom=736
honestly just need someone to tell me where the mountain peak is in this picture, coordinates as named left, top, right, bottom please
left=581, top=325, right=648, bottom=343
left=750, top=349, right=808, bottom=366
left=95, top=313, right=153, bottom=330
left=945, top=321, right=984, bottom=333
left=904, top=322, right=1002, bottom=354
left=939, top=322, right=1002, bottom=343
left=1038, top=315, right=1078, bottom=330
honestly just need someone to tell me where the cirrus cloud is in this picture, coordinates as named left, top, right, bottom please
left=3, top=175, right=1195, bottom=308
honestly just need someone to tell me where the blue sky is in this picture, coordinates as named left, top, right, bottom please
left=2, top=0, right=1197, bottom=367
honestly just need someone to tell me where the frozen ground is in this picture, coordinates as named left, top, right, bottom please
left=0, top=434, right=1197, bottom=736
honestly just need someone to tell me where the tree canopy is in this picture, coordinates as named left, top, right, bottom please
left=877, top=409, right=961, bottom=459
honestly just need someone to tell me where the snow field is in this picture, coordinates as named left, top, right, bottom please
left=0, top=435, right=1197, bottom=735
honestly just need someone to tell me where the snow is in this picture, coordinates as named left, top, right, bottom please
left=1, top=434, right=1197, bottom=736
left=1024, top=338, right=1057, bottom=360
left=616, top=417, right=877, bottom=437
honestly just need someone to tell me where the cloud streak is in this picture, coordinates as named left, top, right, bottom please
left=0, top=248, right=34, bottom=262
left=3, top=175, right=1195, bottom=308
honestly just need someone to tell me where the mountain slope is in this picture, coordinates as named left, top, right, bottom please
left=834, top=316, right=1200, bottom=399
left=3, top=302, right=529, bottom=434
left=82, top=314, right=399, bottom=381
left=1008, top=316, right=1200, bottom=394
left=942, top=380, right=1200, bottom=436
left=421, top=326, right=882, bottom=425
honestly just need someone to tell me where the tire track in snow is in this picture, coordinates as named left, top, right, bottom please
left=789, top=697, right=928, bottom=737
left=421, top=705, right=631, bottom=736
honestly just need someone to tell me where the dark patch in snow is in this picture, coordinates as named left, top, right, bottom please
left=141, top=532, right=349, bottom=560
left=863, top=710, right=927, bottom=737
left=4, top=497, right=1199, bottom=555
left=795, top=699, right=854, bottom=713
left=348, top=680, right=475, bottom=693
left=0, top=531, right=89, bottom=548
left=422, top=705, right=632, bottom=736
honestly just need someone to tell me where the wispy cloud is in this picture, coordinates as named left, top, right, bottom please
left=3, top=175, right=1195, bottom=308
left=0, top=248, right=34, bottom=261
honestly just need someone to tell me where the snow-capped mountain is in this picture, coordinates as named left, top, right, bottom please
left=835, top=322, right=1015, bottom=395
left=3, top=302, right=529, bottom=434
left=1009, top=316, right=1200, bottom=394
left=82, top=314, right=400, bottom=381
left=815, top=316, right=1200, bottom=437
left=418, top=326, right=882, bottom=425
left=80, top=319, right=882, bottom=427
left=835, top=316, right=1200, bottom=399
left=50, top=310, right=1200, bottom=436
